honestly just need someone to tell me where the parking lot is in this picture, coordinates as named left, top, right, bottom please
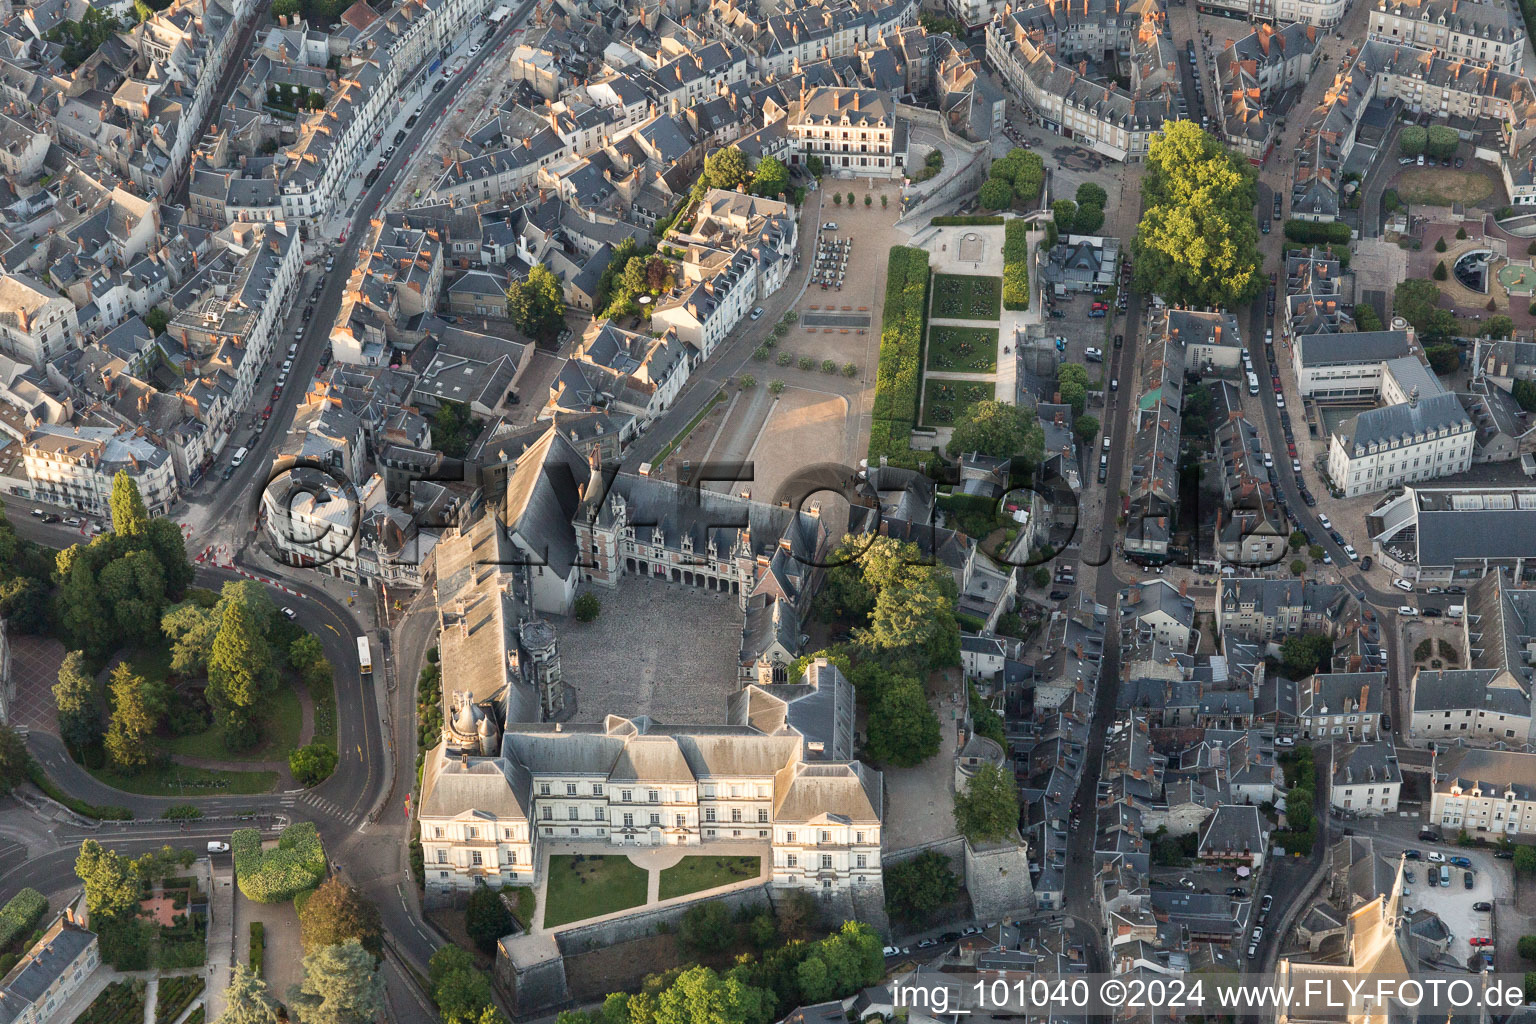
left=1401, top=849, right=1505, bottom=969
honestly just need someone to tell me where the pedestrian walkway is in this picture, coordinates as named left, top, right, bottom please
left=280, top=788, right=363, bottom=828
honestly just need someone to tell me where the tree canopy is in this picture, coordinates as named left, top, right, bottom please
left=299, top=877, right=383, bottom=958
left=953, top=763, right=1020, bottom=843
left=946, top=398, right=1044, bottom=462
left=1393, top=278, right=1458, bottom=342
left=216, top=964, right=283, bottom=1024
left=75, top=840, right=141, bottom=922
left=750, top=156, right=789, bottom=199
left=884, top=850, right=960, bottom=920
left=507, top=264, right=567, bottom=343
left=103, top=660, right=165, bottom=772
left=863, top=675, right=940, bottom=767
left=53, top=650, right=101, bottom=751
left=464, top=885, right=515, bottom=954
left=1279, top=632, right=1334, bottom=679
left=287, top=939, right=385, bottom=1024
left=206, top=582, right=278, bottom=747
left=1130, top=121, right=1263, bottom=309
left=0, top=725, right=27, bottom=795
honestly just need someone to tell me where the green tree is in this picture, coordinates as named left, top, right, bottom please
left=162, top=600, right=219, bottom=675
left=434, top=967, right=496, bottom=1024
left=53, top=649, right=101, bottom=751
left=1076, top=182, right=1109, bottom=208
left=679, top=901, right=734, bottom=955
left=1515, top=846, right=1536, bottom=874
left=1434, top=236, right=1448, bottom=252
left=1130, top=121, right=1262, bottom=310
left=287, top=939, right=384, bottom=1024
left=0, top=724, right=28, bottom=794
left=574, top=593, right=601, bottom=622
left=953, top=763, right=1019, bottom=843
left=299, top=878, right=382, bottom=958
left=1513, top=379, right=1536, bottom=413
left=1433, top=260, right=1447, bottom=281
left=1290, top=559, right=1306, bottom=576
left=1486, top=315, right=1515, bottom=340
left=429, top=946, right=476, bottom=991
left=144, top=308, right=170, bottom=334
left=1399, top=125, right=1427, bottom=156
left=1051, top=199, right=1077, bottom=229
left=465, top=886, right=515, bottom=954
left=1520, top=935, right=1536, bottom=960
left=206, top=583, right=277, bottom=746
left=506, top=265, right=566, bottom=343
left=75, top=840, right=141, bottom=922
left=1074, top=414, right=1100, bottom=441
left=806, top=155, right=823, bottom=177
left=1289, top=530, right=1307, bottom=550
left=1279, top=633, right=1333, bottom=679
left=978, top=178, right=1013, bottom=210
left=1073, top=204, right=1104, bottom=234
left=703, top=147, right=749, bottom=192
left=54, top=544, right=109, bottom=657
left=432, top=401, right=478, bottom=459
left=862, top=675, right=940, bottom=767
left=290, top=743, right=338, bottom=786
left=1457, top=225, right=1469, bottom=240
left=1031, top=566, right=1050, bottom=589
left=653, top=966, right=771, bottom=1024
left=104, top=661, right=164, bottom=772
left=1426, top=344, right=1460, bottom=375
left=99, top=548, right=167, bottom=647
left=1354, top=303, right=1385, bottom=332
left=217, top=963, right=283, bottom=1024
left=1394, top=278, right=1458, bottom=342
left=750, top=156, right=788, bottom=198
left=946, top=399, right=1045, bottom=462
left=109, top=471, right=151, bottom=537
left=884, top=850, right=960, bottom=919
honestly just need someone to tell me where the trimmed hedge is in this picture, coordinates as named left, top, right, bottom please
left=1003, top=219, right=1029, bottom=311
left=0, top=889, right=47, bottom=953
left=155, top=977, right=205, bottom=1024
left=233, top=822, right=326, bottom=904
left=931, top=215, right=1004, bottom=226
left=1283, top=220, right=1352, bottom=245
left=249, top=920, right=265, bottom=976
left=868, top=246, right=930, bottom=469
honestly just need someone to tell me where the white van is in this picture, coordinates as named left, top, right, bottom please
left=1447, top=605, right=1464, bottom=620
left=1247, top=372, right=1259, bottom=395
left=231, top=446, right=248, bottom=468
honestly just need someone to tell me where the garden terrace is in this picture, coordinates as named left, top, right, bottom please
left=931, top=274, right=1002, bottom=321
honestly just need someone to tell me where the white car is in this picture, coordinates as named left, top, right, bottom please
left=1427, top=851, right=1446, bottom=862
left=1317, top=513, right=1331, bottom=530
left=1263, top=453, right=1274, bottom=468
left=1400, top=605, right=1420, bottom=617
left=1276, top=395, right=1286, bottom=408
left=1393, top=578, right=1414, bottom=592
left=749, top=307, right=764, bottom=321
left=1291, top=458, right=1302, bottom=473
left=822, top=222, right=838, bottom=231
left=469, top=43, right=481, bottom=54
left=1084, top=346, right=1103, bottom=361
left=1344, top=544, right=1358, bottom=561
left=282, top=607, right=297, bottom=620
left=207, top=841, right=230, bottom=854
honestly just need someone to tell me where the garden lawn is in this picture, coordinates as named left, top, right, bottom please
left=925, top=326, right=997, bottom=373
left=657, top=856, right=761, bottom=901
left=931, top=274, right=1002, bottom=321
left=1393, top=167, right=1496, bottom=207
left=921, top=378, right=995, bottom=427
left=164, top=681, right=303, bottom=762
left=542, top=855, right=649, bottom=927
left=88, top=763, right=278, bottom=796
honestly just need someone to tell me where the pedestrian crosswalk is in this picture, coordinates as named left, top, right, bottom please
left=281, top=791, right=361, bottom=827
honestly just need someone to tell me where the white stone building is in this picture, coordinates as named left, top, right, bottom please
left=1329, top=742, right=1402, bottom=815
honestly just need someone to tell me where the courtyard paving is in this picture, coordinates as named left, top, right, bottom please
left=556, top=577, right=743, bottom=724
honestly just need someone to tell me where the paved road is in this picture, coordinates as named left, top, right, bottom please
left=185, top=2, right=535, bottom=551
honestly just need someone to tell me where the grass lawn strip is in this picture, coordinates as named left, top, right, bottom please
left=657, top=856, right=761, bottom=901
left=542, top=855, right=649, bottom=927
left=89, top=763, right=278, bottom=796
left=931, top=273, right=1002, bottom=321
left=922, top=378, right=995, bottom=427
left=925, top=325, right=998, bottom=373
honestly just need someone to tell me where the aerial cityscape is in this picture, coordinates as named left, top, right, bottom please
left=3, top=0, right=1536, bottom=1016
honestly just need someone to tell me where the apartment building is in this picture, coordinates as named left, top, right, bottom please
left=1215, top=23, right=1321, bottom=162
left=785, top=87, right=908, bottom=179
left=1294, top=672, right=1386, bottom=742
left=1329, top=742, right=1402, bottom=815
left=1292, top=329, right=1416, bottom=399
left=1368, top=0, right=1526, bottom=73
left=0, top=275, right=80, bottom=366
left=1431, top=747, right=1536, bottom=837
left=1215, top=578, right=1348, bottom=641
left=22, top=426, right=178, bottom=517
left=1327, top=358, right=1474, bottom=498
left=0, top=905, right=99, bottom=1024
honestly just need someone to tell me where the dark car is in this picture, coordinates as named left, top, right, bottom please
left=1447, top=585, right=1466, bottom=594
left=1261, top=219, right=1270, bottom=234
left=1495, top=850, right=1514, bottom=859
left=1449, top=856, right=1473, bottom=868
left=940, top=932, right=961, bottom=943
left=1330, top=530, right=1344, bottom=545
left=1361, top=556, right=1372, bottom=570
left=1423, top=608, right=1442, bottom=617
left=393, top=129, right=407, bottom=146
left=1272, top=194, right=1282, bottom=219
left=433, top=78, right=446, bottom=92
left=1465, top=870, right=1475, bottom=889
left=1474, top=902, right=1493, bottom=912
left=1049, top=590, right=1069, bottom=600
left=1404, top=849, right=1422, bottom=860
left=1303, top=492, right=1317, bottom=507
left=1227, top=887, right=1245, bottom=897
left=40, top=513, right=61, bottom=523
left=222, top=465, right=235, bottom=481
left=1115, top=334, right=1124, bottom=349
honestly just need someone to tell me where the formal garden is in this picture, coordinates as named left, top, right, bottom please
left=930, top=273, right=1002, bottom=320
left=72, top=842, right=209, bottom=971
left=657, top=856, right=761, bottom=901
left=922, top=379, right=995, bottom=427
left=43, top=474, right=339, bottom=797
left=925, top=325, right=998, bottom=373
left=543, top=855, right=649, bottom=928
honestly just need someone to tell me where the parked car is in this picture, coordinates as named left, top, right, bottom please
left=1361, top=556, right=1372, bottom=570
left=1474, top=902, right=1493, bottom=912
left=282, top=607, right=298, bottom=621
left=749, top=307, right=764, bottom=320
left=207, top=842, right=230, bottom=854
left=1399, top=605, right=1419, bottom=616
left=1464, top=870, right=1475, bottom=889
left=1428, top=853, right=1448, bottom=865
left=1261, top=895, right=1273, bottom=913
left=1404, top=849, right=1422, bottom=860
left=1450, top=856, right=1472, bottom=868
left=1049, top=590, right=1069, bottom=600
left=1470, top=937, right=1493, bottom=947
left=1393, top=578, right=1414, bottom=591
left=1423, top=608, right=1442, bottom=618
left=40, top=513, right=60, bottom=523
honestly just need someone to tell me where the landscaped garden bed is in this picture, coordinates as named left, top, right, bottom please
left=155, top=974, right=206, bottom=1024
left=75, top=980, right=146, bottom=1024
left=922, top=379, right=994, bottom=427
left=931, top=274, right=1002, bottom=320
left=543, top=855, right=648, bottom=928
left=925, top=326, right=997, bottom=373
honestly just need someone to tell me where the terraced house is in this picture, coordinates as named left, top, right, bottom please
left=1431, top=747, right=1536, bottom=836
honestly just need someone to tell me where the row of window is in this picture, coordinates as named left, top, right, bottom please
left=535, top=781, right=772, bottom=800
left=783, top=853, right=869, bottom=869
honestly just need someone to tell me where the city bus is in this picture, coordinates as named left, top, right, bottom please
left=357, top=636, right=373, bottom=676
